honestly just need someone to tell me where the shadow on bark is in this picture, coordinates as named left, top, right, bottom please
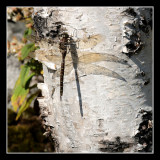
left=70, top=38, right=83, bottom=117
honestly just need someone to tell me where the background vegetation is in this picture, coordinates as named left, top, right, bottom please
left=7, top=7, right=55, bottom=152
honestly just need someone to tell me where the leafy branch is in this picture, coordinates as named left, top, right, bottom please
left=8, top=7, right=43, bottom=120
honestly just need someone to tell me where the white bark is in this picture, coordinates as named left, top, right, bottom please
left=31, top=7, right=152, bottom=153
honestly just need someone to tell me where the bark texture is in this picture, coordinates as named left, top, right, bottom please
left=30, top=7, right=152, bottom=153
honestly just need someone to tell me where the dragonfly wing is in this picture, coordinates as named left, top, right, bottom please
left=44, top=55, right=62, bottom=65
left=54, top=63, right=73, bottom=77
left=28, top=50, right=62, bottom=65
left=78, top=52, right=129, bottom=65
left=45, top=55, right=72, bottom=65
left=78, top=34, right=104, bottom=49
left=78, top=63, right=126, bottom=82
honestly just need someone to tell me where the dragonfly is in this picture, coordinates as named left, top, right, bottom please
left=29, top=33, right=129, bottom=100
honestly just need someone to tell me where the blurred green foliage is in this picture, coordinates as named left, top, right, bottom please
left=8, top=108, right=55, bottom=152
left=7, top=7, right=55, bottom=152
left=11, top=58, right=42, bottom=120
left=10, top=21, right=43, bottom=120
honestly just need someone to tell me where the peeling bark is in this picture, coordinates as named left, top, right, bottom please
left=30, top=7, right=153, bottom=153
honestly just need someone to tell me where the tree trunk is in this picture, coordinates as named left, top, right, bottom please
left=31, top=7, right=152, bottom=153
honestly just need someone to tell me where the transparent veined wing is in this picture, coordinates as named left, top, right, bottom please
left=77, top=63, right=126, bottom=81
left=44, top=51, right=128, bottom=81
left=77, top=52, right=128, bottom=65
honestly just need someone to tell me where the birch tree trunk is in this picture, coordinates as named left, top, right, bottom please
left=30, top=7, right=152, bottom=153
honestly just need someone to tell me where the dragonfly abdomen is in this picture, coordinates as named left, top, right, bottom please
left=59, top=33, right=69, bottom=100
left=60, top=57, right=65, bottom=100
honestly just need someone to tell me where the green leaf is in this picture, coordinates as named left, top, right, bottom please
left=11, top=64, right=35, bottom=112
left=21, top=43, right=36, bottom=60
left=20, top=64, right=35, bottom=88
left=20, top=65, right=30, bottom=87
left=24, top=72, right=35, bottom=89
left=11, top=85, right=29, bottom=112
left=16, top=90, right=40, bottom=120
left=24, top=28, right=32, bottom=38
